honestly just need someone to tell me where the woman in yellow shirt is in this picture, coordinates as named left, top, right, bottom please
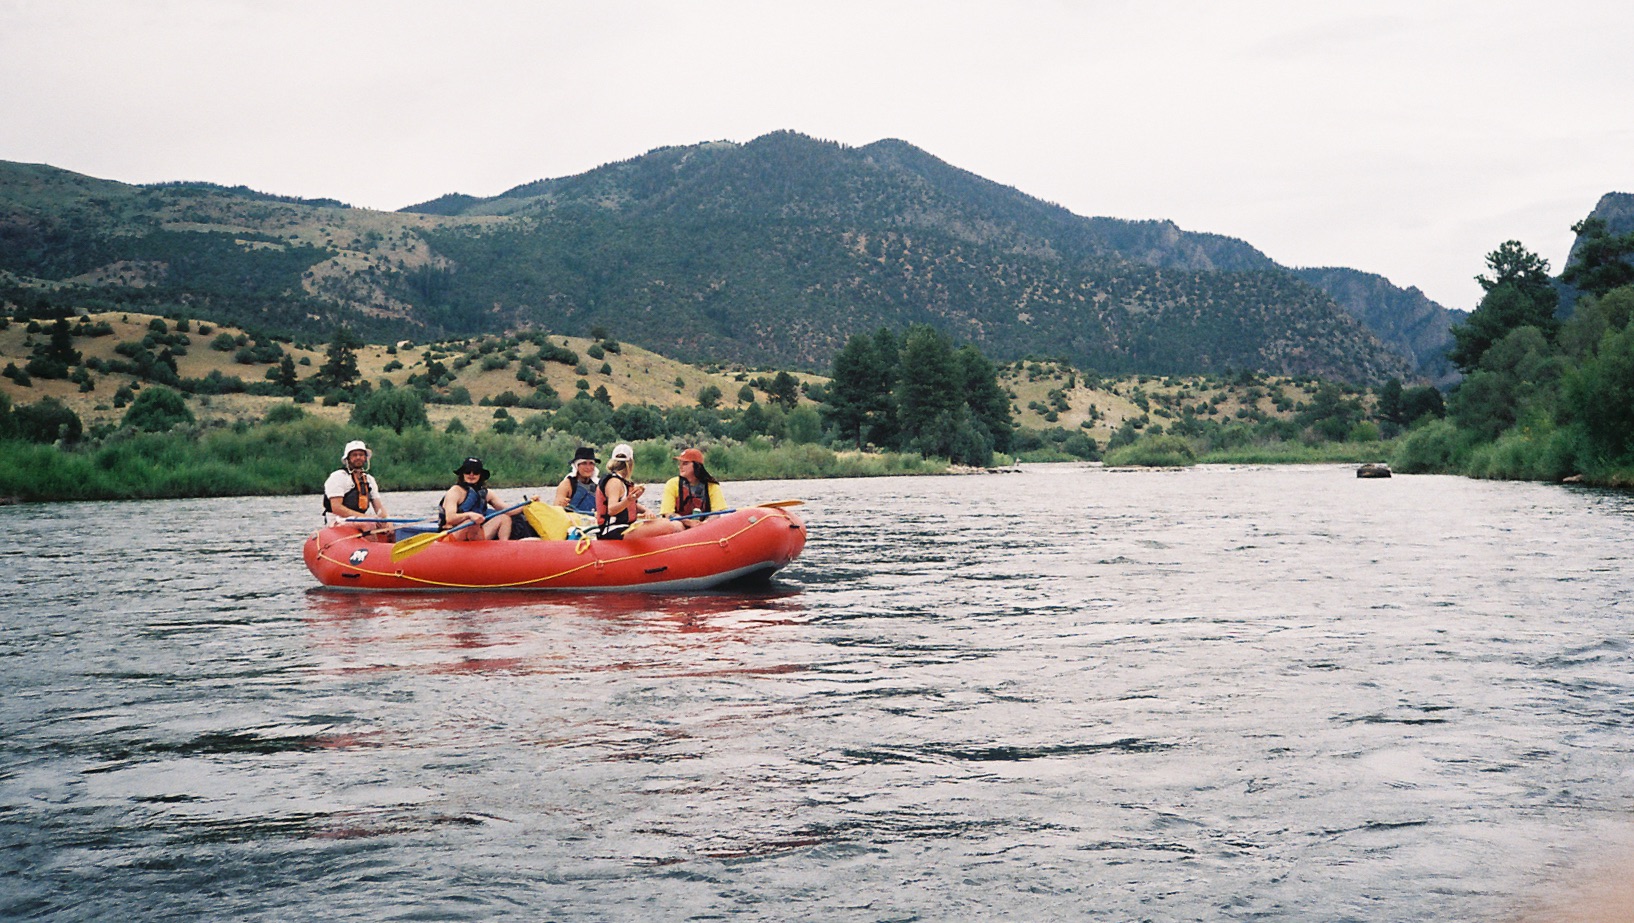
left=655, top=447, right=726, bottom=533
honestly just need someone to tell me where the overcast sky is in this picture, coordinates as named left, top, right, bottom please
left=3, top=0, right=1630, bottom=311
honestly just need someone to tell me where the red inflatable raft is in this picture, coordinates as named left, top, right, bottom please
left=303, top=505, right=807, bottom=592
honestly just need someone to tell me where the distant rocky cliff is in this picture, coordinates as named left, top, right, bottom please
left=1292, top=267, right=1464, bottom=387
left=1567, top=191, right=1634, bottom=267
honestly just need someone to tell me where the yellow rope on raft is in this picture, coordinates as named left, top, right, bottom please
left=315, top=509, right=793, bottom=589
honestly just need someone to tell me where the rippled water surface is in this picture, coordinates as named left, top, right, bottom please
left=4, top=464, right=1634, bottom=921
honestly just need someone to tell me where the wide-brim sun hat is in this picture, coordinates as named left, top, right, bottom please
left=342, top=439, right=371, bottom=464
left=572, top=446, right=600, bottom=464
left=454, top=456, right=492, bottom=479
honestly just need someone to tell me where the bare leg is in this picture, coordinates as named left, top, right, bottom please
left=485, top=515, right=512, bottom=540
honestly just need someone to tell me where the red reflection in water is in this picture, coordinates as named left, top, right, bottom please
left=303, top=587, right=802, bottom=624
left=300, top=587, right=810, bottom=678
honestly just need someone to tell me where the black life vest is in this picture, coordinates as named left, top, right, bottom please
left=596, top=473, right=634, bottom=535
left=323, top=469, right=371, bottom=516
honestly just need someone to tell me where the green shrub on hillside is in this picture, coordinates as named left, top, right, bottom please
left=263, top=402, right=307, bottom=425
left=349, top=388, right=430, bottom=433
left=121, top=386, right=194, bottom=433
left=4, top=396, right=83, bottom=444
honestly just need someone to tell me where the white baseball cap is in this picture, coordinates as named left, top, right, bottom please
left=610, top=443, right=634, bottom=461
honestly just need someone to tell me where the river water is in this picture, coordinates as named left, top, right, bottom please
left=3, top=464, right=1633, bottom=921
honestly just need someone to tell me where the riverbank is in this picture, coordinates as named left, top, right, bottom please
left=1101, top=429, right=1634, bottom=488
left=13, top=423, right=1629, bottom=503
left=0, top=418, right=942, bottom=503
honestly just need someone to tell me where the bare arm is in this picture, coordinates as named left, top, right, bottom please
left=329, top=495, right=365, bottom=518
left=441, top=487, right=483, bottom=526
left=606, top=479, right=647, bottom=517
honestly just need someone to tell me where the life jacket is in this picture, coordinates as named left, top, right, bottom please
left=323, top=468, right=371, bottom=516
left=676, top=477, right=714, bottom=516
left=596, top=472, right=634, bottom=536
left=438, top=484, right=488, bottom=527
left=561, top=475, right=598, bottom=514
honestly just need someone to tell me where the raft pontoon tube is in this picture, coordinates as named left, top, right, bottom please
left=304, top=505, right=806, bottom=591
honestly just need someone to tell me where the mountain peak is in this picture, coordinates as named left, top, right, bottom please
left=0, top=140, right=1457, bottom=383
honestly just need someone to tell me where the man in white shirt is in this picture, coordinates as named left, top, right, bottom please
left=324, top=439, right=389, bottom=528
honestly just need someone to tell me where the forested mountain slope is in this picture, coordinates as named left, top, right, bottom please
left=1290, top=267, right=1464, bottom=387
left=2, top=133, right=1454, bottom=383
left=400, top=132, right=1418, bottom=381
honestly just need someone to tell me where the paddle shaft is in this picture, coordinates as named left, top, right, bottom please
left=668, top=507, right=737, bottom=522
left=442, top=499, right=531, bottom=536
left=390, top=499, right=531, bottom=561
left=664, top=500, right=803, bottom=523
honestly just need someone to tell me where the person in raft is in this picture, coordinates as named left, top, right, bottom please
left=595, top=443, right=655, bottom=540
left=324, top=439, right=389, bottom=531
left=439, top=457, right=516, bottom=541
left=652, top=447, right=726, bottom=533
left=553, top=446, right=600, bottom=515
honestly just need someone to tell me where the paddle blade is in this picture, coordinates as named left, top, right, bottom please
left=390, top=529, right=445, bottom=562
left=523, top=501, right=574, bottom=541
left=760, top=499, right=805, bottom=508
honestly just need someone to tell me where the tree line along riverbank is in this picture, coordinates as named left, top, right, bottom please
left=0, top=307, right=1439, bottom=502
left=7, top=243, right=1634, bottom=504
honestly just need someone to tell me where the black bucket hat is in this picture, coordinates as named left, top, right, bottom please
left=454, top=457, right=491, bottom=479
left=572, top=446, right=600, bottom=464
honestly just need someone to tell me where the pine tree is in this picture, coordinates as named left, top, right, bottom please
left=275, top=354, right=299, bottom=393
left=1449, top=242, right=1559, bottom=373
left=769, top=370, right=800, bottom=410
left=43, top=317, right=81, bottom=366
left=895, top=325, right=962, bottom=452
left=821, top=334, right=883, bottom=446
left=957, top=344, right=1014, bottom=453
left=320, top=326, right=361, bottom=390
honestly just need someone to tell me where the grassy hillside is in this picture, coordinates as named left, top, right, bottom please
left=0, top=311, right=809, bottom=431
left=0, top=161, right=496, bottom=342
left=0, top=308, right=1355, bottom=449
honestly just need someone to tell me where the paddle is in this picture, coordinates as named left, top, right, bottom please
left=521, top=501, right=593, bottom=542
left=667, top=507, right=740, bottom=523
left=341, top=516, right=434, bottom=524
left=624, top=499, right=806, bottom=535
left=390, top=500, right=530, bottom=562
left=667, top=499, right=804, bottom=521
